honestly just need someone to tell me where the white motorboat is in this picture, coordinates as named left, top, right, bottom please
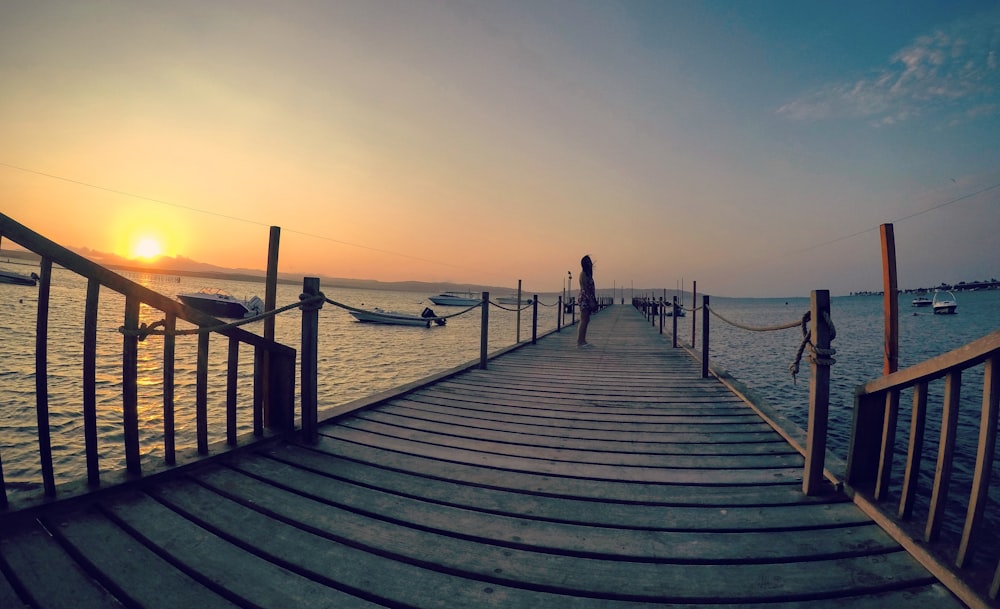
left=0, top=270, right=39, bottom=286
left=911, top=296, right=932, bottom=307
left=932, top=290, right=958, bottom=315
left=350, top=307, right=445, bottom=327
left=177, top=288, right=264, bottom=318
left=496, top=295, right=527, bottom=305
left=428, top=291, right=481, bottom=306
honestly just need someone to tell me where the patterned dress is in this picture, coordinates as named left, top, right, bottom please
left=578, top=272, right=597, bottom=313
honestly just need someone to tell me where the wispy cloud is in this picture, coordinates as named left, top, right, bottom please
left=778, top=10, right=999, bottom=127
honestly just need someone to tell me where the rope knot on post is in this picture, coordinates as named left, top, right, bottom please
left=119, top=319, right=166, bottom=341
left=789, top=310, right=837, bottom=383
left=298, top=291, right=325, bottom=312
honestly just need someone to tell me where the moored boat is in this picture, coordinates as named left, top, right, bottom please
left=0, top=269, right=39, bottom=286
left=496, top=295, right=527, bottom=305
left=350, top=306, right=445, bottom=327
left=911, top=296, right=932, bottom=307
left=932, top=290, right=957, bottom=315
left=177, top=288, right=264, bottom=318
left=428, top=291, right=481, bottom=306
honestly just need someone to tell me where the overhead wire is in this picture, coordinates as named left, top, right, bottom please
left=0, top=161, right=472, bottom=272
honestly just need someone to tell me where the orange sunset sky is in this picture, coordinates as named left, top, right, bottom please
left=3, top=2, right=999, bottom=297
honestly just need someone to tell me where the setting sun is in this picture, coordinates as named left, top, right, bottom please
left=132, top=236, right=162, bottom=260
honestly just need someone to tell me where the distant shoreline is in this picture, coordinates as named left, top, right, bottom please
left=3, top=247, right=995, bottom=297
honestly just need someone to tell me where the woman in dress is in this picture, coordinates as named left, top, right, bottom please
left=577, top=254, right=597, bottom=347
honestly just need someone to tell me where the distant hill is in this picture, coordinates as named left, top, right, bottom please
left=0, top=246, right=542, bottom=295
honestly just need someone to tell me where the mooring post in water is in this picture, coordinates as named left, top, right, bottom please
left=480, top=292, right=489, bottom=370
left=803, top=289, right=832, bottom=496
left=300, top=277, right=321, bottom=443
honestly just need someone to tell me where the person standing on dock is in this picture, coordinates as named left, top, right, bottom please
left=577, top=254, right=597, bottom=348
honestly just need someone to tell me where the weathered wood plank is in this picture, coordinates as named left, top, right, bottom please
left=208, top=459, right=889, bottom=560
left=376, top=401, right=785, bottom=444
left=265, top=441, right=820, bottom=508
left=0, top=518, right=122, bottom=609
left=318, top=425, right=802, bottom=484
left=149, top=476, right=937, bottom=603
left=358, top=407, right=794, bottom=454
left=41, top=505, right=242, bottom=609
left=339, top=415, right=802, bottom=465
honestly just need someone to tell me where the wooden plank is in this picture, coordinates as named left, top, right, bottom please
left=237, top=449, right=863, bottom=528
left=0, top=564, right=29, bottom=609
left=150, top=476, right=939, bottom=604
left=956, top=356, right=998, bottom=568
left=899, top=381, right=928, bottom=519
left=358, top=408, right=794, bottom=454
left=0, top=518, right=122, bottom=608
left=34, top=257, right=55, bottom=496
left=318, top=425, right=802, bottom=484
left=340, top=416, right=801, bottom=465
left=295, top=437, right=811, bottom=506
left=83, top=278, right=100, bottom=486
left=874, top=389, right=900, bottom=501
left=41, top=504, right=241, bottom=609
left=376, top=402, right=784, bottom=444
left=925, top=370, right=961, bottom=542
left=97, top=492, right=380, bottom=608
left=122, top=295, right=141, bottom=475
left=859, top=329, right=1000, bottom=395
left=388, top=396, right=772, bottom=431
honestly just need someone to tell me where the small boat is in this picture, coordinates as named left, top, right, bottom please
left=932, top=290, right=958, bottom=315
left=0, top=270, right=39, bottom=286
left=350, top=307, right=445, bottom=327
left=497, top=295, right=527, bottom=306
left=911, top=296, right=932, bottom=307
left=177, top=288, right=264, bottom=318
left=428, top=291, right=481, bottom=306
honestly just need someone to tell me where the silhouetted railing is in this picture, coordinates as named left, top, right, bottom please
left=0, top=213, right=295, bottom=508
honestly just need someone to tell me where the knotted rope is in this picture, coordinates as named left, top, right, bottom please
left=704, top=304, right=835, bottom=384
left=788, top=310, right=837, bottom=384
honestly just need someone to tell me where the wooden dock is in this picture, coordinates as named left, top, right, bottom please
left=0, top=305, right=967, bottom=608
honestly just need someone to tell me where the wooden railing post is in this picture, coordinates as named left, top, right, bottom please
left=557, top=296, right=562, bottom=332
left=531, top=295, right=538, bottom=345
left=803, top=289, right=831, bottom=496
left=122, top=294, right=142, bottom=475
left=36, top=257, right=57, bottom=494
left=702, top=295, right=710, bottom=379
left=672, top=296, right=678, bottom=348
left=300, top=277, right=321, bottom=443
left=480, top=292, right=489, bottom=370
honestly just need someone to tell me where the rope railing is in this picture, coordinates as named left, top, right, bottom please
left=636, top=290, right=837, bottom=497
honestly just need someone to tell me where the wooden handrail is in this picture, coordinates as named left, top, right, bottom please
left=847, top=327, right=1000, bottom=607
left=1, top=212, right=296, bottom=508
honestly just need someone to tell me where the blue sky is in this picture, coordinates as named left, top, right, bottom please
left=1, top=1, right=998, bottom=297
